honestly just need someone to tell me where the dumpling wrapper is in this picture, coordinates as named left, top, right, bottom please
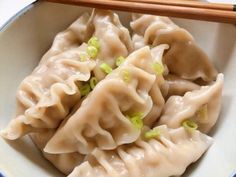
left=125, top=44, right=169, bottom=126
left=1, top=9, right=133, bottom=140
left=0, top=13, right=94, bottom=140
left=44, top=46, right=166, bottom=155
left=157, top=73, right=224, bottom=133
left=31, top=130, right=84, bottom=175
left=68, top=125, right=213, bottom=177
left=131, top=14, right=218, bottom=82
left=1, top=42, right=95, bottom=140
left=164, top=74, right=200, bottom=98
left=90, top=9, right=133, bottom=80
left=30, top=101, right=85, bottom=175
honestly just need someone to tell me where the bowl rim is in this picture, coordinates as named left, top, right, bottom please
left=0, top=1, right=37, bottom=32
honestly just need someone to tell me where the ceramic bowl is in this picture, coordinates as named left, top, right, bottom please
left=0, top=2, right=236, bottom=177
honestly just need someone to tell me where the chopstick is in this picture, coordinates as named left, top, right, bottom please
left=117, top=0, right=235, bottom=11
left=45, top=0, right=236, bottom=24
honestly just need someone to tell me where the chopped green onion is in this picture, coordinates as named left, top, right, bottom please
left=127, top=112, right=144, bottom=130
left=89, top=77, right=98, bottom=89
left=88, top=37, right=100, bottom=50
left=79, top=83, right=91, bottom=97
left=120, top=69, right=131, bottom=83
left=79, top=52, right=89, bottom=61
left=182, top=119, right=198, bottom=132
left=87, top=46, right=98, bottom=58
left=131, top=112, right=144, bottom=118
left=151, top=62, right=164, bottom=75
left=196, top=105, right=208, bottom=123
left=100, top=63, right=113, bottom=74
left=150, top=45, right=155, bottom=49
left=130, top=116, right=143, bottom=130
left=145, top=129, right=160, bottom=139
left=116, top=56, right=125, bottom=67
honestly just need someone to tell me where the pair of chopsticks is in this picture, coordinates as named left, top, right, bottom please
left=45, top=0, right=236, bottom=24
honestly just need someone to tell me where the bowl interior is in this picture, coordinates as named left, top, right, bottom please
left=0, top=2, right=236, bottom=177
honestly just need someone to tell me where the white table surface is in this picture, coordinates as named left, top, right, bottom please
left=0, top=0, right=36, bottom=28
left=0, top=0, right=235, bottom=29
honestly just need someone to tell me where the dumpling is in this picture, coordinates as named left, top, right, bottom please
left=1, top=43, right=96, bottom=140
left=30, top=101, right=85, bottom=175
left=132, top=34, right=145, bottom=50
left=157, top=74, right=224, bottom=133
left=131, top=14, right=218, bottom=82
left=164, top=74, right=200, bottom=98
left=89, top=9, right=133, bottom=80
left=68, top=125, right=213, bottom=177
left=44, top=46, right=166, bottom=155
left=1, top=9, right=133, bottom=140
left=139, top=45, right=169, bottom=125
left=124, top=44, right=168, bottom=126
left=39, top=12, right=92, bottom=64
left=31, top=130, right=84, bottom=175
left=0, top=13, right=95, bottom=140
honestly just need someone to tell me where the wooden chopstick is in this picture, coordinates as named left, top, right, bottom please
left=115, top=0, right=235, bottom=11
left=46, top=0, right=236, bottom=24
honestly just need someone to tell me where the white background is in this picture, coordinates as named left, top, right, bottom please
left=0, top=0, right=36, bottom=28
left=0, top=0, right=236, bottom=28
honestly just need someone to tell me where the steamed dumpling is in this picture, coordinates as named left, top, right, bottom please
left=1, top=42, right=95, bottom=140
left=31, top=130, right=84, bottom=175
left=44, top=46, right=166, bottom=155
left=1, top=13, right=94, bottom=140
left=39, top=13, right=92, bottom=64
left=1, top=10, right=133, bottom=140
left=68, top=125, right=213, bottom=177
left=157, top=74, right=224, bottom=133
left=125, top=45, right=169, bottom=126
left=131, top=14, right=218, bottom=82
left=165, top=74, right=200, bottom=98
left=30, top=101, right=85, bottom=175
left=90, top=9, right=133, bottom=80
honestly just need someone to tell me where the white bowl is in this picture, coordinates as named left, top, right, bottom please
left=0, top=2, right=236, bottom=177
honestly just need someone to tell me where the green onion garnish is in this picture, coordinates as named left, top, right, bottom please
left=182, top=119, right=198, bottom=132
left=79, top=53, right=89, bottom=61
left=127, top=112, right=144, bottom=130
left=79, top=83, right=91, bottom=97
left=120, top=69, right=131, bottom=83
left=89, top=77, right=98, bottom=89
left=87, top=46, right=98, bottom=58
left=196, top=105, right=208, bottom=123
left=144, top=129, right=160, bottom=139
left=88, top=37, right=100, bottom=50
left=116, top=56, right=125, bottom=67
left=130, top=116, right=143, bottom=130
left=150, top=45, right=155, bottom=49
left=151, top=62, right=164, bottom=75
left=131, top=112, right=144, bottom=118
left=100, top=63, right=113, bottom=74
